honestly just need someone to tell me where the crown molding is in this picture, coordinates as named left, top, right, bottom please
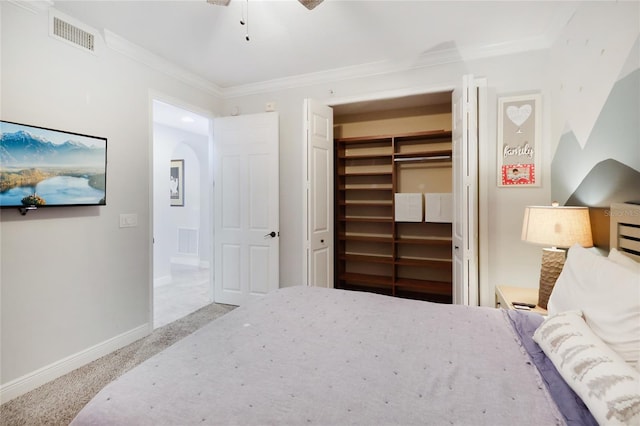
left=103, top=30, right=223, bottom=98
left=221, top=37, right=551, bottom=99
left=7, top=0, right=53, bottom=14
left=96, top=30, right=560, bottom=100
left=221, top=6, right=574, bottom=99
left=458, top=34, right=553, bottom=63
left=221, top=49, right=465, bottom=99
left=32, top=1, right=574, bottom=100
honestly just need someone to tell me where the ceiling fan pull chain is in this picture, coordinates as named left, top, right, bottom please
left=244, top=0, right=250, bottom=41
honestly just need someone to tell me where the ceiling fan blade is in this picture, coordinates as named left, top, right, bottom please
left=206, top=0, right=231, bottom=6
left=298, top=0, right=323, bottom=10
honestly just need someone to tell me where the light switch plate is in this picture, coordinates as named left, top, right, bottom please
left=119, top=213, right=138, bottom=228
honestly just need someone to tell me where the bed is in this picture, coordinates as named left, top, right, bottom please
left=71, top=203, right=640, bottom=426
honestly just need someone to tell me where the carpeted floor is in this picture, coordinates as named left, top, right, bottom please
left=0, top=302, right=235, bottom=426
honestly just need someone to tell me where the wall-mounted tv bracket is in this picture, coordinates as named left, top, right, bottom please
left=19, top=205, right=38, bottom=216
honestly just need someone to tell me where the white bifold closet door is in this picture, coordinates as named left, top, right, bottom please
left=452, top=75, right=479, bottom=306
left=303, top=99, right=334, bottom=288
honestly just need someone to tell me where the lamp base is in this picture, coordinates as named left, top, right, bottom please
left=537, top=248, right=566, bottom=309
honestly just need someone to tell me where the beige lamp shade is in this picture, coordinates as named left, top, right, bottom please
left=521, top=206, right=593, bottom=248
left=521, top=205, right=593, bottom=309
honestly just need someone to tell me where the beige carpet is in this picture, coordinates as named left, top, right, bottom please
left=0, top=302, right=235, bottom=426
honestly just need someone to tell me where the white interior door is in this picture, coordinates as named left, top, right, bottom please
left=213, top=112, right=279, bottom=306
left=304, top=99, right=334, bottom=288
left=452, top=75, right=479, bottom=306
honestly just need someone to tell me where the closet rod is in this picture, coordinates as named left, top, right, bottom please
left=394, top=155, right=451, bottom=162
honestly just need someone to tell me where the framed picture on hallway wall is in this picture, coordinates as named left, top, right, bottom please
left=497, top=93, right=541, bottom=187
left=170, top=159, right=184, bottom=206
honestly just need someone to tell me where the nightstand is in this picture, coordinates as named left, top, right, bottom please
left=495, top=285, right=548, bottom=316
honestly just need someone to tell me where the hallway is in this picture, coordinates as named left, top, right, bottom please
left=154, top=265, right=211, bottom=328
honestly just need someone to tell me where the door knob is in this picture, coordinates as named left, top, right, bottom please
left=264, top=231, right=277, bottom=238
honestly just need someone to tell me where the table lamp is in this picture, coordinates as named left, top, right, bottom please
left=521, top=203, right=593, bottom=309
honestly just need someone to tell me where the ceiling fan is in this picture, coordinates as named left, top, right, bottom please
left=207, top=0, right=324, bottom=11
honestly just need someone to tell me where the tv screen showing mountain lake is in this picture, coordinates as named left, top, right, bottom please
left=0, top=121, right=106, bottom=207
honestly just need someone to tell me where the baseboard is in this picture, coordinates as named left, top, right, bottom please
left=170, top=256, right=200, bottom=267
left=0, top=323, right=150, bottom=404
left=154, top=275, right=172, bottom=287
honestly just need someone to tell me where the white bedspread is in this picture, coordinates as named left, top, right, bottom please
left=71, top=286, right=565, bottom=425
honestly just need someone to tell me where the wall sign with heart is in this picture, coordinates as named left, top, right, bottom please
left=506, top=104, right=532, bottom=127
left=497, top=94, right=541, bottom=187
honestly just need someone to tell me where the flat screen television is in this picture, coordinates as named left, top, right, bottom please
left=0, top=120, right=107, bottom=209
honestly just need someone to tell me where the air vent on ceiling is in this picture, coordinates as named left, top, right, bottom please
left=50, top=14, right=96, bottom=53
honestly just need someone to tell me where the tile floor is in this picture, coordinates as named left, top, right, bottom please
left=153, top=265, right=212, bottom=329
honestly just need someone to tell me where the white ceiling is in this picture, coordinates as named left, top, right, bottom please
left=52, top=0, right=579, bottom=91
left=153, top=100, right=210, bottom=136
left=48, top=0, right=579, bottom=134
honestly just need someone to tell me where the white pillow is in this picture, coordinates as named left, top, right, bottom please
left=533, top=311, right=640, bottom=426
left=609, top=247, right=640, bottom=273
left=547, top=244, right=640, bottom=370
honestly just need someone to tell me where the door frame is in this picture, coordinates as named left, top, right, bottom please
left=304, top=81, right=488, bottom=304
left=148, top=90, right=216, bottom=329
left=475, top=78, right=490, bottom=306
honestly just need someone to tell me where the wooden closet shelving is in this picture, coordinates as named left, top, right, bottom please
left=335, top=129, right=453, bottom=303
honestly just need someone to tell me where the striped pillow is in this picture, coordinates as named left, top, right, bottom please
left=533, top=310, right=640, bottom=425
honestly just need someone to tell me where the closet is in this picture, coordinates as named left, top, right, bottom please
left=333, top=92, right=453, bottom=303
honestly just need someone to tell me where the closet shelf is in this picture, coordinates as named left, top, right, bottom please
left=336, top=135, right=394, bottom=144
left=339, top=200, right=392, bottom=206
left=339, top=153, right=392, bottom=160
left=339, top=185, right=393, bottom=191
left=340, top=253, right=394, bottom=264
left=395, top=257, right=452, bottom=268
left=337, top=130, right=451, bottom=144
left=393, top=149, right=453, bottom=162
left=339, top=233, right=393, bottom=243
left=395, top=237, right=452, bottom=245
left=337, top=171, right=392, bottom=177
left=395, top=278, right=452, bottom=296
left=341, top=216, right=393, bottom=223
left=335, top=126, right=453, bottom=303
left=339, top=273, right=393, bottom=288
left=394, top=130, right=452, bottom=142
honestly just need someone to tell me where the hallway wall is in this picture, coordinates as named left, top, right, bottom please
left=153, top=122, right=211, bottom=282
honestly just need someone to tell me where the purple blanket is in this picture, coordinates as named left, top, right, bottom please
left=507, top=310, right=597, bottom=426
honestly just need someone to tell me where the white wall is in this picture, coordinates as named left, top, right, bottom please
left=153, top=123, right=210, bottom=281
left=0, top=3, right=221, bottom=396
left=170, top=142, right=203, bottom=263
